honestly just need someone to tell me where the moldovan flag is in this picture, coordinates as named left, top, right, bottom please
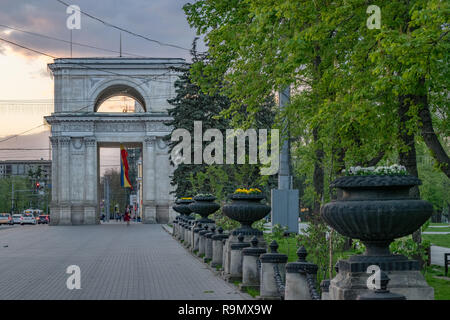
left=120, top=144, right=133, bottom=189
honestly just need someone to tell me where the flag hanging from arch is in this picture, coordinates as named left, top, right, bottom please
left=120, top=144, right=133, bottom=189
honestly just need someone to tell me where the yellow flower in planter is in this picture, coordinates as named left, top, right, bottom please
left=234, top=188, right=262, bottom=194
left=180, top=197, right=193, bottom=200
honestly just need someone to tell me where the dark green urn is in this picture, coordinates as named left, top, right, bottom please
left=173, top=198, right=194, bottom=221
left=321, top=175, right=433, bottom=259
left=188, top=195, right=220, bottom=223
left=222, top=193, right=271, bottom=236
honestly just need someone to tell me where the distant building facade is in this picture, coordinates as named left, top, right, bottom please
left=0, top=160, right=51, bottom=183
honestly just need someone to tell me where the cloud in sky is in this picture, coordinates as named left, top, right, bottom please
left=0, top=0, right=203, bottom=60
left=0, top=1, right=205, bottom=145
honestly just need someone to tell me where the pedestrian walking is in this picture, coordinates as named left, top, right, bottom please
left=124, top=207, right=131, bottom=226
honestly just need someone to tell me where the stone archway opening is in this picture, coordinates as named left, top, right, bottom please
left=94, top=84, right=146, bottom=112
left=98, top=142, right=143, bottom=223
left=96, top=96, right=145, bottom=113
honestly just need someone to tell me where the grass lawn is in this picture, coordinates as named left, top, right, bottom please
left=274, top=237, right=299, bottom=262
left=422, top=234, right=450, bottom=248
left=424, top=265, right=450, bottom=300
left=244, top=287, right=259, bottom=298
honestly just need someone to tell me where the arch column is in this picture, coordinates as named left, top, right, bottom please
left=49, top=137, right=60, bottom=225
left=143, top=136, right=156, bottom=223
left=84, top=137, right=98, bottom=224
left=58, top=137, right=72, bottom=225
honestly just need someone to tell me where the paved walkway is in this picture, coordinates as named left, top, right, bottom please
left=0, top=224, right=248, bottom=300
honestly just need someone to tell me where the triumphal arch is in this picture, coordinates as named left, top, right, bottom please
left=45, top=58, right=184, bottom=225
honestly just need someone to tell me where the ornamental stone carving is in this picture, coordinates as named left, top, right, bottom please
left=72, top=138, right=84, bottom=150
left=156, top=138, right=168, bottom=151
left=59, top=137, right=71, bottom=146
left=144, top=136, right=156, bottom=147
left=84, top=137, right=96, bottom=146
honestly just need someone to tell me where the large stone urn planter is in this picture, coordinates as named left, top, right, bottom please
left=321, top=175, right=434, bottom=300
left=222, top=193, right=270, bottom=277
left=188, top=195, right=220, bottom=224
left=173, top=198, right=194, bottom=218
left=321, top=175, right=433, bottom=261
left=173, top=199, right=194, bottom=240
left=222, top=193, right=270, bottom=236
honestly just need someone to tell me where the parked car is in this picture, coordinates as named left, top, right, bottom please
left=38, top=215, right=49, bottom=224
left=20, top=213, right=37, bottom=225
left=12, top=214, right=22, bottom=224
left=0, top=213, right=13, bottom=226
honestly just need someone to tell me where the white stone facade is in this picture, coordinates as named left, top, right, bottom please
left=45, top=58, right=184, bottom=225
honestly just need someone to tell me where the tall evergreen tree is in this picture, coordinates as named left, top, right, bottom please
left=165, top=40, right=276, bottom=198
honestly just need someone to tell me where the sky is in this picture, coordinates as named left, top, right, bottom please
left=0, top=0, right=205, bottom=169
left=0, top=0, right=203, bottom=166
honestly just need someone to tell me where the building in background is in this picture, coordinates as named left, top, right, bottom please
left=0, top=159, right=51, bottom=182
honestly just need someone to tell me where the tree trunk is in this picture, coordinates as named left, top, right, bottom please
left=416, top=78, right=450, bottom=179
left=312, top=127, right=324, bottom=218
left=398, top=94, right=423, bottom=263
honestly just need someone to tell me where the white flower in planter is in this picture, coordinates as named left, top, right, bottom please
left=344, top=164, right=407, bottom=176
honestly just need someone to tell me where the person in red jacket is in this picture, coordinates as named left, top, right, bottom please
left=124, top=206, right=131, bottom=226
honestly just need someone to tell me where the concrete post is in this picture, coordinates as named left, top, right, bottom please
left=198, top=225, right=209, bottom=257
left=285, top=246, right=318, bottom=300
left=258, top=241, right=288, bottom=300
left=240, top=236, right=266, bottom=291
left=228, top=233, right=250, bottom=282
left=190, top=221, right=197, bottom=252
left=211, top=227, right=228, bottom=268
left=204, top=226, right=216, bottom=262
left=193, top=223, right=203, bottom=252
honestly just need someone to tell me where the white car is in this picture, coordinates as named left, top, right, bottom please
left=12, top=214, right=22, bottom=224
left=20, top=213, right=37, bottom=225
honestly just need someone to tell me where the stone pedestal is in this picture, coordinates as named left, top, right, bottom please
left=142, top=202, right=157, bottom=224
left=329, top=256, right=434, bottom=300
left=228, top=234, right=250, bottom=282
left=193, top=224, right=203, bottom=252
left=59, top=204, right=72, bottom=225
left=258, top=241, right=287, bottom=300
left=198, top=226, right=209, bottom=257
left=84, top=205, right=97, bottom=225
left=172, top=219, right=178, bottom=237
left=187, top=219, right=196, bottom=247
left=190, top=221, right=198, bottom=252
left=184, top=224, right=189, bottom=245
left=204, top=226, right=216, bottom=261
left=186, top=221, right=193, bottom=247
left=240, top=237, right=266, bottom=291
left=320, top=280, right=330, bottom=300
left=211, top=227, right=228, bottom=268
left=284, top=246, right=319, bottom=300
left=223, top=229, right=265, bottom=278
